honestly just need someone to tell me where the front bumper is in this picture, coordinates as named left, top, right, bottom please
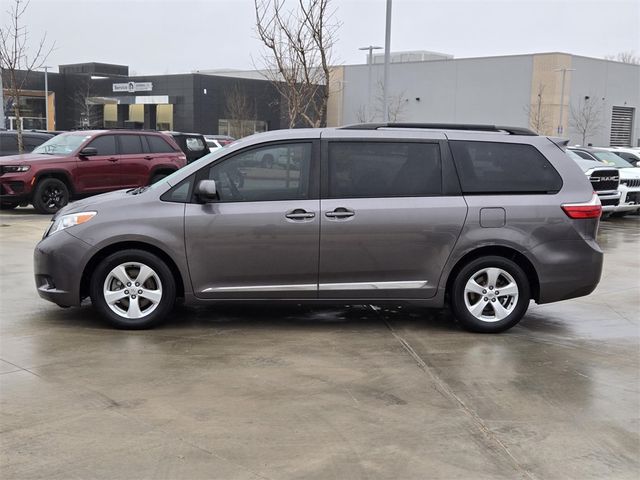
left=612, top=185, right=640, bottom=213
left=0, top=179, right=30, bottom=204
left=597, top=191, right=621, bottom=213
left=34, top=230, right=93, bottom=307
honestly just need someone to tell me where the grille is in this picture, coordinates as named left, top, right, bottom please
left=621, top=178, right=640, bottom=188
left=589, top=169, right=619, bottom=191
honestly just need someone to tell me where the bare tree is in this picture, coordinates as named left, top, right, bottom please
left=570, top=96, right=603, bottom=145
left=0, top=0, right=54, bottom=152
left=525, top=83, right=551, bottom=134
left=71, top=76, right=101, bottom=128
left=224, top=83, right=257, bottom=138
left=356, top=79, right=407, bottom=123
left=254, top=0, right=339, bottom=128
left=604, top=51, right=640, bottom=64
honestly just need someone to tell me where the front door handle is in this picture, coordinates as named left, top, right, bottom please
left=325, top=208, right=355, bottom=219
left=107, top=157, right=118, bottom=162
left=144, top=155, right=153, bottom=160
left=285, top=209, right=315, bottom=220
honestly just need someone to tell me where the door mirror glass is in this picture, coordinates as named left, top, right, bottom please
left=195, top=179, right=217, bottom=202
left=79, top=147, right=98, bottom=157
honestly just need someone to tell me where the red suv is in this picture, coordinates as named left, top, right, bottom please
left=0, top=130, right=186, bottom=213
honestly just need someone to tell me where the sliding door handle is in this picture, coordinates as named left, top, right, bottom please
left=325, top=208, right=355, bottom=219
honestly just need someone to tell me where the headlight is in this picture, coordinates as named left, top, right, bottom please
left=48, top=211, right=97, bottom=236
left=2, top=165, right=30, bottom=173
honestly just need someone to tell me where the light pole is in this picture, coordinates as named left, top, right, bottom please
left=555, top=67, right=575, bottom=135
left=42, top=66, right=51, bottom=130
left=359, top=45, right=382, bottom=121
left=382, top=0, right=392, bottom=123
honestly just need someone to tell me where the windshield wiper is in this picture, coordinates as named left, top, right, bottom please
left=128, top=186, right=150, bottom=195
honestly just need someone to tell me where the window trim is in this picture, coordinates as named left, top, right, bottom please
left=189, top=139, right=320, bottom=204
left=321, top=138, right=447, bottom=200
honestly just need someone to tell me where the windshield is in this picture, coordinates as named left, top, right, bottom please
left=593, top=151, right=634, bottom=168
left=33, top=133, right=91, bottom=155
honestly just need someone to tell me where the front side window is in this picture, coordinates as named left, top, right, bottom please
left=87, top=135, right=117, bottom=156
left=449, top=141, right=563, bottom=194
left=207, top=143, right=312, bottom=202
left=328, top=142, right=442, bottom=198
left=118, top=135, right=143, bottom=155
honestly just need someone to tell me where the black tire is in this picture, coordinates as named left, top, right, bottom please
left=90, top=249, right=176, bottom=329
left=0, top=203, right=17, bottom=210
left=450, top=256, right=530, bottom=333
left=32, top=178, right=70, bottom=214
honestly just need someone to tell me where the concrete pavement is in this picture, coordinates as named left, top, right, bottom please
left=1, top=208, right=639, bottom=479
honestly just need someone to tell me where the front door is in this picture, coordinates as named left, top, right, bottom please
left=75, top=134, right=121, bottom=192
left=185, top=141, right=320, bottom=299
left=318, top=140, right=467, bottom=299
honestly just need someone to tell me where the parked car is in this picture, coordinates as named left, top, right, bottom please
left=565, top=149, right=620, bottom=214
left=569, top=147, right=640, bottom=215
left=0, top=130, right=53, bottom=156
left=204, top=135, right=235, bottom=147
left=0, top=130, right=186, bottom=213
left=34, top=123, right=604, bottom=333
left=604, top=147, right=640, bottom=167
left=163, top=132, right=210, bottom=163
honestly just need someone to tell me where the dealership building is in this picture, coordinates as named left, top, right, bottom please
left=327, top=51, right=640, bottom=147
left=1, top=62, right=284, bottom=136
left=2, top=52, right=639, bottom=147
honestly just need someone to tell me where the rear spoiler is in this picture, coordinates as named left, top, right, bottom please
left=548, top=137, right=570, bottom=150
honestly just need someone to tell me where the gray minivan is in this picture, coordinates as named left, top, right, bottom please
left=34, top=124, right=604, bottom=333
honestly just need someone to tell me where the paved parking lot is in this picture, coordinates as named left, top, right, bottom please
left=1, top=208, right=639, bottom=479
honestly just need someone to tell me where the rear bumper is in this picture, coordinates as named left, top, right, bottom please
left=34, top=230, right=92, bottom=307
left=531, top=238, right=603, bottom=304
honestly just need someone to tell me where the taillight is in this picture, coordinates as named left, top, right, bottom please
left=561, top=193, right=602, bottom=219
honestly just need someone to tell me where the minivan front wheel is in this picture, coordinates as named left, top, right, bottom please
left=90, top=249, right=176, bottom=329
left=450, top=256, right=530, bottom=333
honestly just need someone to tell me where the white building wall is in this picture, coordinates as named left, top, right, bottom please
left=340, top=55, right=533, bottom=127
left=568, top=56, right=640, bottom=146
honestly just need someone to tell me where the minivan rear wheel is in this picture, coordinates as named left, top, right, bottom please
left=90, top=249, right=176, bottom=329
left=450, top=256, right=530, bottom=333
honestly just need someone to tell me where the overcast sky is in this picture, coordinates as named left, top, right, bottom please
left=19, top=0, right=640, bottom=75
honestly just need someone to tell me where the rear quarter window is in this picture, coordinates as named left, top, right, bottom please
left=147, top=135, right=176, bottom=153
left=449, top=141, right=562, bottom=194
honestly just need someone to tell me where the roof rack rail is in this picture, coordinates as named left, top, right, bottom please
left=339, top=123, right=538, bottom=136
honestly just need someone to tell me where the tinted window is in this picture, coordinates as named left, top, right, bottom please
left=328, top=142, right=441, bottom=198
left=118, top=135, right=143, bottom=154
left=449, top=141, right=562, bottom=194
left=0, top=135, right=18, bottom=153
left=571, top=150, right=595, bottom=161
left=207, top=143, right=312, bottom=202
left=87, top=135, right=117, bottom=156
left=147, top=135, right=175, bottom=153
left=23, top=136, right=49, bottom=151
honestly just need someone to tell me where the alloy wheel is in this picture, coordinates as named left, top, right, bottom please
left=463, top=267, right=519, bottom=322
left=103, top=262, right=163, bottom=319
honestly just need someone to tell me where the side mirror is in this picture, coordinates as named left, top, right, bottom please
left=195, top=179, right=217, bottom=202
left=79, top=147, right=98, bottom=157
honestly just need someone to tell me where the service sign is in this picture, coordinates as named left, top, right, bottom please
left=112, top=82, right=153, bottom=93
